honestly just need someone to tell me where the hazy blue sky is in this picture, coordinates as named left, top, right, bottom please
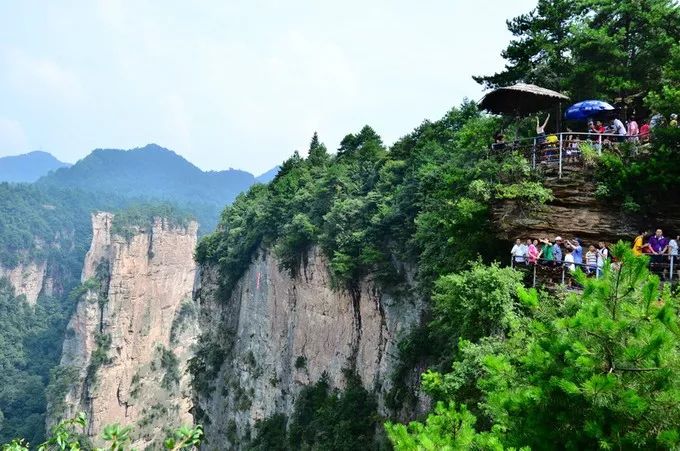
left=0, top=1, right=536, bottom=174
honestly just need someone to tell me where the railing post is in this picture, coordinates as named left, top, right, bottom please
left=532, top=137, right=536, bottom=169
left=671, top=255, right=674, bottom=282
left=598, top=134, right=602, bottom=156
left=532, top=264, right=537, bottom=287
left=561, top=265, right=566, bottom=285
left=558, top=133, right=563, bottom=178
left=511, top=256, right=514, bottom=268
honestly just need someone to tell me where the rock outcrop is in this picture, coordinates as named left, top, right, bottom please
left=0, top=260, right=50, bottom=305
left=193, top=247, right=425, bottom=449
left=56, top=212, right=199, bottom=448
left=493, top=164, right=680, bottom=242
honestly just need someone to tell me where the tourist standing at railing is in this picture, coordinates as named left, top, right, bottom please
left=564, top=248, right=576, bottom=272
left=511, top=238, right=525, bottom=264
left=670, top=235, right=679, bottom=280
left=528, top=239, right=539, bottom=265
left=671, top=114, right=678, bottom=127
left=553, top=237, right=563, bottom=264
left=597, top=242, right=608, bottom=277
left=633, top=230, right=649, bottom=256
left=609, top=118, right=627, bottom=142
left=597, top=242, right=609, bottom=265
left=639, top=120, right=650, bottom=143
left=669, top=235, right=678, bottom=257
left=585, top=245, right=598, bottom=274
left=627, top=117, right=639, bottom=142
left=650, top=113, right=665, bottom=128
left=566, top=239, right=583, bottom=266
left=540, top=238, right=553, bottom=264
left=536, top=113, right=550, bottom=143
left=648, top=229, right=669, bottom=265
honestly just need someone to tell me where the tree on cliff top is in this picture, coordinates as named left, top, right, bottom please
left=475, top=0, right=680, bottom=102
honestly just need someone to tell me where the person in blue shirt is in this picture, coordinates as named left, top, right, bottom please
left=567, top=238, right=583, bottom=267
left=552, top=236, right=563, bottom=264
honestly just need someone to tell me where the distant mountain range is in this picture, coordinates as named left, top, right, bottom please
left=0, top=151, right=71, bottom=183
left=1, top=144, right=279, bottom=232
left=37, top=144, right=258, bottom=206
left=255, top=165, right=280, bottom=184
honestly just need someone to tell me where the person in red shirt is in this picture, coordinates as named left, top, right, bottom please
left=639, top=120, right=651, bottom=143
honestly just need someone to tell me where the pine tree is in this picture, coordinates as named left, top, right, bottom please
left=307, top=132, right=329, bottom=167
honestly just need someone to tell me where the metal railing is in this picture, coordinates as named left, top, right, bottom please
left=510, top=254, right=677, bottom=288
left=492, top=131, right=649, bottom=178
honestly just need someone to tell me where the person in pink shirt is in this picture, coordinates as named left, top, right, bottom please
left=528, top=239, right=540, bottom=265
left=627, top=116, right=639, bottom=141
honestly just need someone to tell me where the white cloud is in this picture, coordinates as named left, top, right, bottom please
left=3, top=48, right=85, bottom=103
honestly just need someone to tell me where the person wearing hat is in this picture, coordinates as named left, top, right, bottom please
left=671, top=114, right=678, bottom=128
left=552, top=236, right=563, bottom=265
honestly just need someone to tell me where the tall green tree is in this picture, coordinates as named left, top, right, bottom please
left=387, top=244, right=680, bottom=449
left=473, top=0, right=584, bottom=92
left=475, top=0, right=680, bottom=102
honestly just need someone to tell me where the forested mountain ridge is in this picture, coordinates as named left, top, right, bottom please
left=0, top=151, right=70, bottom=183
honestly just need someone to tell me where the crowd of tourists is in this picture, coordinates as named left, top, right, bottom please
left=492, top=112, right=678, bottom=152
left=511, top=229, right=679, bottom=280
left=633, top=229, right=679, bottom=263
left=510, top=236, right=608, bottom=275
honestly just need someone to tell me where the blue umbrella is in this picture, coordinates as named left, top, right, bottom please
left=564, top=100, right=615, bottom=120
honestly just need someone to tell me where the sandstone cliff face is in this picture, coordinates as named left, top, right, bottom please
left=57, top=212, right=199, bottom=448
left=193, top=247, right=425, bottom=449
left=493, top=165, right=680, bottom=242
left=0, top=260, right=50, bottom=305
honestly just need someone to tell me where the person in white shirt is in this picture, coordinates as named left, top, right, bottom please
left=670, top=235, right=679, bottom=280
left=669, top=235, right=678, bottom=256
left=518, top=240, right=528, bottom=264
left=609, top=118, right=627, bottom=142
left=564, top=248, right=576, bottom=272
left=511, top=239, right=525, bottom=264
left=596, top=241, right=608, bottom=277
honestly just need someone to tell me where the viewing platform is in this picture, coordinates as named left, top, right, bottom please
left=510, top=255, right=678, bottom=289
left=490, top=131, right=649, bottom=178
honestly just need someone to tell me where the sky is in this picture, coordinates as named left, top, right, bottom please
left=0, top=0, right=537, bottom=175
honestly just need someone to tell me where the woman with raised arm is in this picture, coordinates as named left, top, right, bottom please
left=536, top=113, right=550, bottom=141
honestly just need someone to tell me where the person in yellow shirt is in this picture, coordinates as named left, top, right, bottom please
left=633, top=230, right=649, bottom=256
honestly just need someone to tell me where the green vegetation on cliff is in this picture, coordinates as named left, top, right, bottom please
left=248, top=372, right=381, bottom=451
left=0, top=279, right=76, bottom=445
left=196, top=104, right=548, bottom=297
left=387, top=245, right=680, bottom=449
